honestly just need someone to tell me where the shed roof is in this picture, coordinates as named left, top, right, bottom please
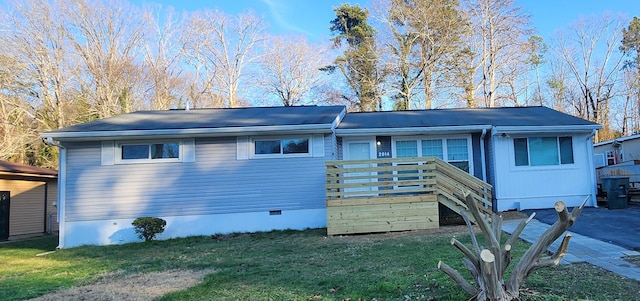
left=0, top=161, right=58, bottom=178
left=594, top=133, right=640, bottom=147
left=42, top=106, right=346, bottom=141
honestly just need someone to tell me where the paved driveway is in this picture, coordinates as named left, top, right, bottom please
left=524, top=201, right=640, bottom=251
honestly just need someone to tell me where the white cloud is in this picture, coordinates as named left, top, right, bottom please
left=259, top=0, right=311, bottom=35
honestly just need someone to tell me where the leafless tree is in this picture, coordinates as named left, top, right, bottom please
left=182, top=9, right=265, bottom=108
left=384, top=0, right=467, bottom=109
left=551, top=13, right=626, bottom=141
left=0, top=0, right=72, bottom=130
left=458, top=0, right=532, bottom=107
left=0, top=54, right=37, bottom=164
left=61, top=0, right=146, bottom=118
left=257, top=35, right=332, bottom=106
left=618, top=68, right=640, bottom=135
left=141, top=5, right=186, bottom=110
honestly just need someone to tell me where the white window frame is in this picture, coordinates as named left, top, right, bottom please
left=605, top=150, right=620, bottom=165
left=115, top=140, right=183, bottom=164
left=391, top=135, right=473, bottom=189
left=249, top=135, right=313, bottom=159
left=391, top=135, right=474, bottom=175
left=511, top=136, right=575, bottom=170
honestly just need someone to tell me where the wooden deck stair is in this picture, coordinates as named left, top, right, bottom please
left=325, top=157, right=492, bottom=235
left=432, top=159, right=493, bottom=221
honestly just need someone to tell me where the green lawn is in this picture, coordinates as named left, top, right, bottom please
left=1, top=229, right=639, bottom=301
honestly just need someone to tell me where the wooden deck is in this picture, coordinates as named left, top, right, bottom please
left=325, top=157, right=492, bottom=235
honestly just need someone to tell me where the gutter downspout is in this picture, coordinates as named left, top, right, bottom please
left=44, top=137, right=65, bottom=249
left=331, top=108, right=347, bottom=160
left=480, top=129, right=487, bottom=182
left=587, top=130, right=598, bottom=208
left=490, top=126, right=499, bottom=210
left=479, top=129, right=490, bottom=211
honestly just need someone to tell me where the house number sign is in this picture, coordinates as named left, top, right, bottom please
left=376, top=136, right=392, bottom=159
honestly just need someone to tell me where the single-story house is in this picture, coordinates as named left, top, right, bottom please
left=0, top=161, right=58, bottom=240
left=593, top=134, right=640, bottom=167
left=41, top=105, right=600, bottom=248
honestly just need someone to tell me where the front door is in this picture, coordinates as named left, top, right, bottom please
left=0, top=191, right=9, bottom=241
left=344, top=141, right=376, bottom=194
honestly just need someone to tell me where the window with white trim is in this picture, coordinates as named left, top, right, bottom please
left=394, top=137, right=472, bottom=173
left=513, top=136, right=574, bottom=167
left=251, top=136, right=311, bottom=158
left=116, top=141, right=182, bottom=164
left=605, top=150, right=621, bottom=165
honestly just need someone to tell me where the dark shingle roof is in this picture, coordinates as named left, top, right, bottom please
left=337, top=106, right=598, bottom=129
left=47, top=106, right=346, bottom=134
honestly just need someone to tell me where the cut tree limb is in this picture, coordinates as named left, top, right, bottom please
left=533, top=233, right=572, bottom=269
left=438, top=261, right=478, bottom=296
left=505, top=212, right=536, bottom=248
left=452, top=238, right=479, bottom=268
left=460, top=210, right=482, bottom=254
left=506, top=197, right=590, bottom=294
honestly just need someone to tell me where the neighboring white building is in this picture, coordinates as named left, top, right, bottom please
left=594, top=134, right=640, bottom=168
left=41, top=106, right=601, bottom=248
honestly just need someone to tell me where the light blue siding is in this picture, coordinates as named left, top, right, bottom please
left=64, top=135, right=333, bottom=222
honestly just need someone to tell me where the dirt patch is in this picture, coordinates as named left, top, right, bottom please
left=499, top=210, right=529, bottom=220
left=29, top=269, right=213, bottom=301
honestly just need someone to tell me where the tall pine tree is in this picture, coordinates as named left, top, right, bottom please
left=328, top=4, right=381, bottom=111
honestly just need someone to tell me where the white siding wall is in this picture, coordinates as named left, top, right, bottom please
left=61, top=134, right=333, bottom=247
left=491, top=133, right=597, bottom=211
left=621, top=139, right=640, bottom=161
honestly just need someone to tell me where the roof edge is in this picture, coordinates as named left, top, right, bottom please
left=492, top=125, right=602, bottom=135
left=41, top=124, right=335, bottom=142
left=335, top=125, right=493, bottom=136
left=0, top=171, right=57, bottom=179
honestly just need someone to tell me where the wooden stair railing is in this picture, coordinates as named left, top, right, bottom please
left=431, top=158, right=493, bottom=220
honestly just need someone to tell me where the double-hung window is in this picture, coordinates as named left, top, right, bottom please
left=445, top=138, right=470, bottom=172
left=513, top=136, right=574, bottom=167
left=395, top=140, right=420, bottom=186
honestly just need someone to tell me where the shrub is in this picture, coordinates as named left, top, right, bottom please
left=132, top=217, right=166, bottom=241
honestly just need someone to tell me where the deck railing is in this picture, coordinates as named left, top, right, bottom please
left=325, top=157, right=493, bottom=235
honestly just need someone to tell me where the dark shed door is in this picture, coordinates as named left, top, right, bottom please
left=0, top=191, right=9, bottom=240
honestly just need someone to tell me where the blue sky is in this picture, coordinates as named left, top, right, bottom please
left=136, top=0, right=640, bottom=41
left=138, top=0, right=357, bottom=41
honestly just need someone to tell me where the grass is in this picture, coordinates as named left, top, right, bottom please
left=1, top=229, right=639, bottom=301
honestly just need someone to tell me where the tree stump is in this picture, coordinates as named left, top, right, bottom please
left=438, top=191, right=589, bottom=300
